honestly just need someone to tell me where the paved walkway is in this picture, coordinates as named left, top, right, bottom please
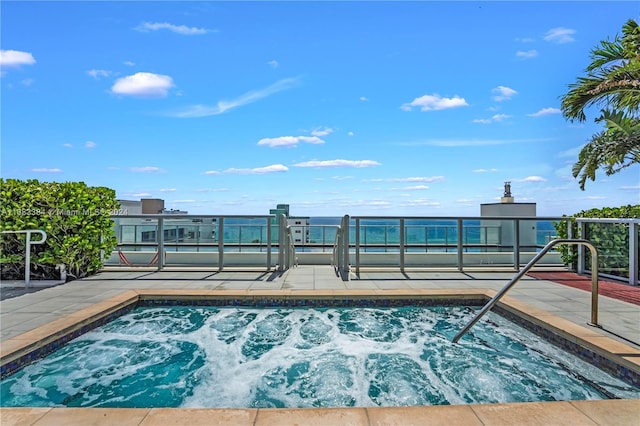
left=2, top=266, right=639, bottom=347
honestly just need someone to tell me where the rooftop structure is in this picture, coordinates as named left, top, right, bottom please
left=117, top=198, right=188, bottom=215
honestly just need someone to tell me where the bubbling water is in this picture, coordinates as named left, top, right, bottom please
left=2, top=305, right=638, bottom=408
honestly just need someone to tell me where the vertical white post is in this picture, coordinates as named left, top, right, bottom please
left=1, top=230, right=47, bottom=288
left=266, top=217, right=272, bottom=269
left=218, top=217, right=224, bottom=272
left=354, top=216, right=359, bottom=275
left=399, top=218, right=405, bottom=272
left=24, top=231, right=32, bottom=287
left=577, top=220, right=585, bottom=274
left=343, top=215, right=350, bottom=276
left=157, top=217, right=164, bottom=271
left=278, top=214, right=286, bottom=272
left=513, top=219, right=520, bottom=271
left=630, top=222, right=638, bottom=286
left=457, top=219, right=463, bottom=272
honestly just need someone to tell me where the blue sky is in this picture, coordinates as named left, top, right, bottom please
left=2, top=1, right=639, bottom=217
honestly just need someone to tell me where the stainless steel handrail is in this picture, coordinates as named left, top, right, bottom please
left=1, top=229, right=48, bottom=287
left=452, top=239, right=599, bottom=343
left=331, top=225, right=341, bottom=272
left=286, top=227, right=297, bottom=269
left=331, top=215, right=351, bottom=279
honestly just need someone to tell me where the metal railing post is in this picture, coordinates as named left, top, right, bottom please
left=630, top=222, right=638, bottom=286
left=1, top=230, right=47, bottom=287
left=577, top=221, right=585, bottom=274
left=277, top=214, right=286, bottom=272
left=354, top=216, right=360, bottom=275
left=342, top=215, right=350, bottom=275
left=513, top=219, right=520, bottom=270
left=157, top=217, right=164, bottom=271
left=457, top=219, right=463, bottom=272
left=399, top=218, right=405, bottom=272
left=218, top=217, right=224, bottom=271
left=266, top=217, right=272, bottom=268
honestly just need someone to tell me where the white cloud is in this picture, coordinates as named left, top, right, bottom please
left=473, top=168, right=498, bottom=173
left=125, top=192, right=153, bottom=198
left=112, top=72, right=174, bottom=98
left=516, top=50, right=538, bottom=59
left=492, top=86, right=517, bottom=102
left=401, top=199, right=441, bottom=208
left=85, top=141, right=97, bottom=148
left=160, top=188, right=177, bottom=192
left=401, top=94, right=468, bottom=111
left=63, top=143, right=73, bottom=148
left=473, top=114, right=511, bottom=124
left=135, top=22, right=209, bottom=35
left=268, top=60, right=279, bottom=68
left=0, top=50, right=36, bottom=68
left=514, top=176, right=547, bottom=183
left=382, top=176, right=444, bottom=183
left=129, top=166, right=166, bottom=173
left=31, top=168, right=62, bottom=173
left=205, top=164, right=289, bottom=174
left=544, top=27, right=576, bottom=44
left=257, top=135, right=324, bottom=148
left=311, top=127, right=333, bottom=137
left=294, top=159, right=381, bottom=168
left=527, top=107, right=561, bottom=117
left=492, top=114, right=511, bottom=122
left=124, top=61, right=136, bottom=66
left=87, top=69, right=112, bottom=79
left=21, top=78, right=34, bottom=86
left=402, top=185, right=430, bottom=190
left=171, top=77, right=301, bottom=117
left=348, top=131, right=354, bottom=136
left=360, top=96, right=369, bottom=101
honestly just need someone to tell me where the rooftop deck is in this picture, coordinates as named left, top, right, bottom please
left=1, top=266, right=639, bottom=425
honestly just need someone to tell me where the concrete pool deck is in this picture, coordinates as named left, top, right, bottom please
left=1, top=265, right=639, bottom=425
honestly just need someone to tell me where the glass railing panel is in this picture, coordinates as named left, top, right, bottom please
left=112, top=217, right=159, bottom=244
left=297, top=225, right=338, bottom=252
left=584, top=221, right=629, bottom=280
left=536, top=220, right=557, bottom=246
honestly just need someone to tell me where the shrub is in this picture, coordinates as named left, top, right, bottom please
left=0, top=179, right=119, bottom=280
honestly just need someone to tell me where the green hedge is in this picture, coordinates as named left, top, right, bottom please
left=0, top=179, right=119, bottom=280
left=553, top=205, right=639, bottom=276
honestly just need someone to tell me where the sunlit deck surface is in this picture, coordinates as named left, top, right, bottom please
left=1, top=266, right=639, bottom=425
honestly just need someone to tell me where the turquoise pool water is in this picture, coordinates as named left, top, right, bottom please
left=2, top=305, right=638, bottom=408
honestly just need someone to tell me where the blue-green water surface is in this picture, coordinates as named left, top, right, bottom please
left=2, top=306, right=638, bottom=408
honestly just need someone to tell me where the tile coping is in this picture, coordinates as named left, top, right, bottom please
left=1, top=289, right=639, bottom=426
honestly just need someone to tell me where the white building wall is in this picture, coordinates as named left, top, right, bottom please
left=288, top=217, right=310, bottom=245
left=480, top=203, right=537, bottom=250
